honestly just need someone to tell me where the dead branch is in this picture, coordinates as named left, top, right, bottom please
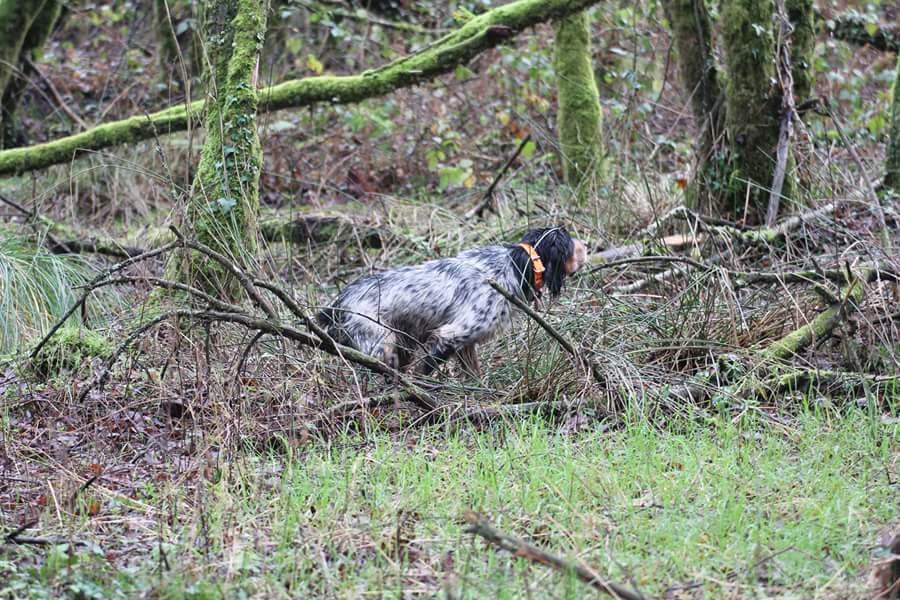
left=767, top=0, right=798, bottom=227
left=758, top=268, right=870, bottom=362
left=259, top=214, right=387, bottom=248
left=168, top=226, right=278, bottom=319
left=465, top=134, right=532, bottom=220
left=486, top=279, right=605, bottom=384
left=29, top=240, right=181, bottom=360
left=463, top=512, right=646, bottom=600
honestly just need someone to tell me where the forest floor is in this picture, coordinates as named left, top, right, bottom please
left=2, top=403, right=898, bottom=599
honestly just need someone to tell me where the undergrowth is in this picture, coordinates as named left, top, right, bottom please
left=0, top=229, right=119, bottom=355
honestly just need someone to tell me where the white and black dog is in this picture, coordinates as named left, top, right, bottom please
left=318, top=227, right=588, bottom=376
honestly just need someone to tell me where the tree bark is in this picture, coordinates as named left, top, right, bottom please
left=553, top=10, right=604, bottom=198
left=885, top=54, right=900, bottom=193
left=721, top=0, right=789, bottom=224
left=0, top=0, right=605, bottom=177
left=786, top=0, right=815, bottom=104
left=167, top=0, right=267, bottom=295
left=0, top=0, right=60, bottom=148
left=661, top=0, right=725, bottom=212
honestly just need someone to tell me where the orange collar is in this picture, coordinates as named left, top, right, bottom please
left=518, top=243, right=545, bottom=291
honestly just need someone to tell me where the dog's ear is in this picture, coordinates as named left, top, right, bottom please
left=522, top=227, right=574, bottom=297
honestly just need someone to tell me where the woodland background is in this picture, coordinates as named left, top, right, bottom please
left=0, top=0, right=899, bottom=597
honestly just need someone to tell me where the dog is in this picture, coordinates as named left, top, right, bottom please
left=317, top=227, right=588, bottom=376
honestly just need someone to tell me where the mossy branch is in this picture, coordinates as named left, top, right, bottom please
left=0, top=0, right=603, bottom=177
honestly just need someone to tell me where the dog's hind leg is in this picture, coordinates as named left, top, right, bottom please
left=456, top=344, right=481, bottom=378
left=420, top=322, right=489, bottom=377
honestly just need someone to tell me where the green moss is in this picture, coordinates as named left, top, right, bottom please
left=170, top=0, right=266, bottom=295
left=721, top=0, right=790, bottom=224
left=884, top=54, right=900, bottom=193
left=29, top=326, right=112, bottom=377
left=786, top=0, right=815, bottom=103
left=0, top=0, right=58, bottom=147
left=0, top=0, right=603, bottom=176
left=553, top=11, right=604, bottom=198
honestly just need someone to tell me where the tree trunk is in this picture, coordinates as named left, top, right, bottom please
left=0, top=0, right=607, bottom=177
left=721, top=0, right=787, bottom=224
left=167, top=0, right=267, bottom=295
left=786, top=0, right=815, bottom=104
left=661, top=0, right=725, bottom=213
left=885, top=54, right=900, bottom=193
left=554, top=10, right=604, bottom=199
left=0, top=0, right=60, bottom=148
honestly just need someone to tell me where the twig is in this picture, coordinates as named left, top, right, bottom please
left=821, top=101, right=891, bottom=251
left=29, top=241, right=181, bottom=360
left=167, top=226, right=278, bottom=319
left=78, top=308, right=438, bottom=411
left=486, top=279, right=604, bottom=384
left=463, top=512, right=646, bottom=600
left=4, top=519, right=89, bottom=548
left=466, top=134, right=531, bottom=219
left=767, top=0, right=798, bottom=227
left=25, top=58, right=88, bottom=131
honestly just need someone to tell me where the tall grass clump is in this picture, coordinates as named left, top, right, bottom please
left=0, top=227, right=117, bottom=354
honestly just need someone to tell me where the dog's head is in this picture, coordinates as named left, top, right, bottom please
left=519, top=227, right=587, bottom=297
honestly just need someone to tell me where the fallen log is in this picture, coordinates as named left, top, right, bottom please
left=0, top=0, right=604, bottom=177
left=259, top=214, right=387, bottom=248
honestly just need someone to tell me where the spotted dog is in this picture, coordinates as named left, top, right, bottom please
left=317, top=227, right=588, bottom=376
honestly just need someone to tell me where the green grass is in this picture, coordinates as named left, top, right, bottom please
left=0, top=228, right=118, bottom=355
left=2, top=408, right=897, bottom=599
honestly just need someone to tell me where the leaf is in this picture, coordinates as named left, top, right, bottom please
left=521, top=140, right=536, bottom=159
left=464, top=174, right=476, bottom=189
left=306, top=54, right=324, bottom=75
left=865, top=22, right=879, bottom=37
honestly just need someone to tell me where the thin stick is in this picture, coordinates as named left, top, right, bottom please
left=463, top=512, right=646, bottom=600
left=823, top=101, right=891, bottom=250
left=766, top=0, right=797, bottom=227
left=466, top=134, right=532, bottom=219
left=29, top=241, right=180, bottom=360
left=168, top=226, right=278, bottom=319
left=26, top=58, right=88, bottom=131
left=77, top=308, right=438, bottom=411
left=486, top=279, right=603, bottom=383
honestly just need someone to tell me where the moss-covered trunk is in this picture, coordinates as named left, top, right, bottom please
left=720, top=0, right=788, bottom=224
left=786, top=0, right=815, bottom=104
left=884, top=54, right=900, bottom=193
left=553, top=10, right=604, bottom=199
left=0, top=0, right=606, bottom=177
left=0, top=0, right=60, bottom=148
left=168, top=0, right=266, bottom=295
left=661, top=0, right=725, bottom=212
